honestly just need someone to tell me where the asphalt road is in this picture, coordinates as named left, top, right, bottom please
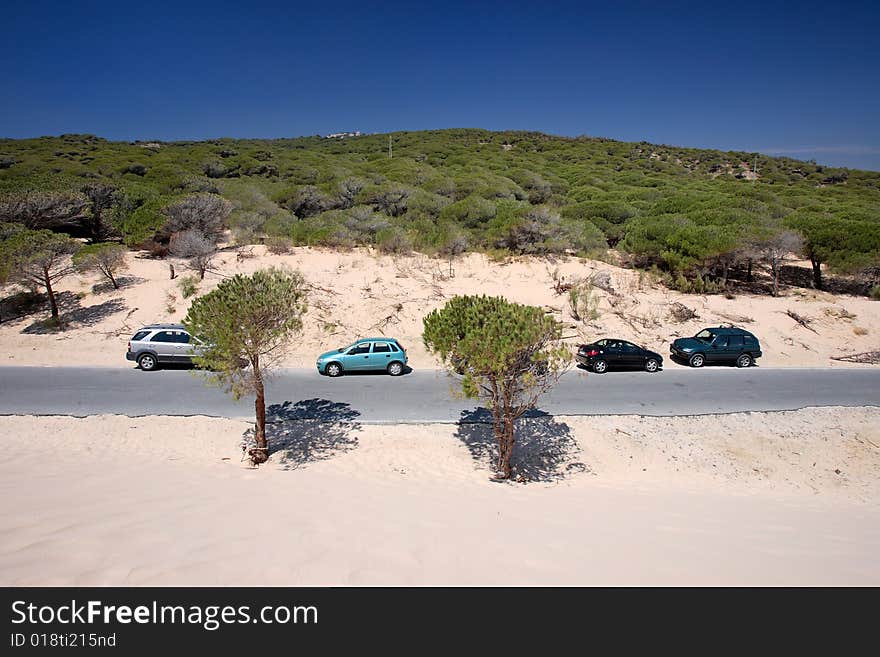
left=0, top=365, right=878, bottom=422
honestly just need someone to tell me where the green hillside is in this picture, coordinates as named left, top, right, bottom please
left=1, top=129, right=878, bottom=294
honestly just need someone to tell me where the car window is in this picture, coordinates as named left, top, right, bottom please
left=596, top=339, right=607, bottom=347
left=744, top=336, right=757, bottom=346
left=176, top=332, right=191, bottom=344
left=388, top=342, right=399, bottom=352
left=151, top=331, right=178, bottom=342
left=373, top=343, right=391, bottom=353
left=132, top=330, right=150, bottom=341
left=713, top=335, right=729, bottom=347
left=729, top=335, right=744, bottom=348
left=348, top=344, right=371, bottom=355
left=695, top=329, right=715, bottom=341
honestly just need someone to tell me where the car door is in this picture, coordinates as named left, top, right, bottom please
left=344, top=343, right=372, bottom=370
left=602, top=340, right=622, bottom=366
left=619, top=342, right=642, bottom=367
left=727, top=334, right=744, bottom=360
left=175, top=331, right=196, bottom=362
left=708, top=335, right=729, bottom=362
left=371, top=342, right=393, bottom=370
left=149, top=330, right=178, bottom=361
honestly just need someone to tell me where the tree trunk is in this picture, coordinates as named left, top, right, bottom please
left=771, top=263, right=779, bottom=297
left=109, top=270, right=119, bottom=289
left=490, top=403, right=506, bottom=476
left=811, top=258, right=823, bottom=290
left=44, top=268, right=59, bottom=319
left=746, top=258, right=753, bottom=283
left=169, top=263, right=176, bottom=280
left=250, top=356, right=269, bottom=465
left=499, top=416, right=515, bottom=479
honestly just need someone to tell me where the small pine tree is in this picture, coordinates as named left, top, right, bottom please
left=184, top=268, right=308, bottom=464
left=423, top=295, right=570, bottom=479
left=1, top=228, right=81, bottom=320
left=74, top=243, right=128, bottom=289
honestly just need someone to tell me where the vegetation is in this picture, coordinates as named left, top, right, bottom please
left=568, top=278, right=600, bottom=323
left=183, top=268, right=308, bottom=465
left=177, top=274, right=199, bottom=298
left=169, top=229, right=216, bottom=280
left=423, top=295, right=570, bottom=480
left=0, top=227, right=81, bottom=319
left=74, top=242, right=127, bottom=289
left=0, top=130, right=877, bottom=294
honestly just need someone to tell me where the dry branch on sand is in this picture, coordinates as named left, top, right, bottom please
left=831, top=350, right=880, bottom=364
left=716, top=311, right=754, bottom=324
left=824, top=306, right=857, bottom=321
left=547, top=267, right=572, bottom=295
left=786, top=309, right=818, bottom=333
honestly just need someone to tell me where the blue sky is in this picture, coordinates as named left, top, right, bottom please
left=2, top=0, right=879, bottom=169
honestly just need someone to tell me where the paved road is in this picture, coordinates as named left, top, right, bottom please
left=0, top=366, right=878, bottom=422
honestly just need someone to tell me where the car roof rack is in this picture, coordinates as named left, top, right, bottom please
left=141, top=323, right=186, bottom=330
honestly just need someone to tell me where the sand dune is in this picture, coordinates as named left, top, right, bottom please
left=1, top=407, right=878, bottom=585
left=1, top=246, right=878, bottom=370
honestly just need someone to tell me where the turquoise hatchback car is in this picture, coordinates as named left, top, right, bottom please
left=316, top=338, right=408, bottom=377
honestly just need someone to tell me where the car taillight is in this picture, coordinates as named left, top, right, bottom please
left=587, top=349, right=599, bottom=357
left=127, top=340, right=131, bottom=351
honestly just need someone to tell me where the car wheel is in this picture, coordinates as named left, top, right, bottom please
left=387, top=361, right=404, bottom=376
left=736, top=353, right=752, bottom=368
left=645, top=358, right=659, bottom=373
left=592, top=359, right=608, bottom=374
left=689, top=353, right=705, bottom=368
left=137, top=353, right=158, bottom=371
left=325, top=362, right=343, bottom=377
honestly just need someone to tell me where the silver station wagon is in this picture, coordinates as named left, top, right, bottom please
left=126, top=323, right=204, bottom=371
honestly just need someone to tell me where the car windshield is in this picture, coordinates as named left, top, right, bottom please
left=695, top=330, right=716, bottom=342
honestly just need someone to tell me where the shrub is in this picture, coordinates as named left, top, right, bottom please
left=265, top=236, right=292, bottom=254
left=568, top=279, right=600, bottom=322
left=169, top=229, right=217, bottom=280
left=162, top=194, right=232, bottom=242
left=439, top=195, right=497, bottom=228
left=122, top=163, right=147, bottom=176
left=376, top=228, right=412, bottom=255
left=178, top=275, right=199, bottom=298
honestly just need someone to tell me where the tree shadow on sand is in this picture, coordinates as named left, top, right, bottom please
left=20, top=293, right=127, bottom=334
left=91, top=275, right=146, bottom=295
left=455, top=408, right=588, bottom=483
left=242, top=398, right=362, bottom=471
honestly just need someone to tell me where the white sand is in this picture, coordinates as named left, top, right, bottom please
left=1, top=408, right=878, bottom=585
left=1, top=246, right=878, bottom=370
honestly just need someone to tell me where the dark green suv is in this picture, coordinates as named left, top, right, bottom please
left=670, top=327, right=762, bottom=368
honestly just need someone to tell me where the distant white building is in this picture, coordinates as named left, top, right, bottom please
left=324, top=131, right=362, bottom=139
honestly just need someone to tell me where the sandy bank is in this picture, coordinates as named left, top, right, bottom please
left=1, top=407, right=878, bottom=585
